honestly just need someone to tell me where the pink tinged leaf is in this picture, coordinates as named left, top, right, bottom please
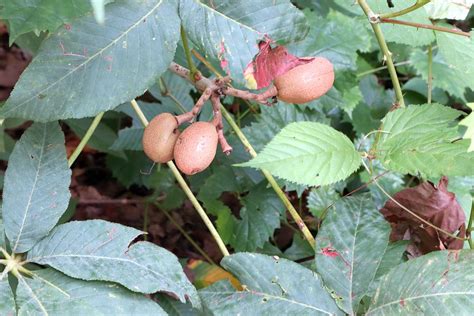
left=244, top=38, right=313, bottom=89
left=218, top=41, right=230, bottom=76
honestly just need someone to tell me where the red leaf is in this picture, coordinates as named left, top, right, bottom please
left=244, top=38, right=313, bottom=89
left=380, top=177, right=466, bottom=256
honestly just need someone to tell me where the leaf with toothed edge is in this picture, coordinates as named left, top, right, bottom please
left=179, top=0, right=309, bottom=85
left=16, top=268, right=166, bottom=315
left=238, top=121, right=361, bottom=186
left=27, top=220, right=201, bottom=308
left=2, top=122, right=71, bottom=254
left=0, top=0, right=180, bottom=121
left=315, top=194, right=390, bottom=314
left=200, top=253, right=343, bottom=315
left=367, top=250, right=474, bottom=315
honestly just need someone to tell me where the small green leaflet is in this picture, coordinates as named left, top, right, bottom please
left=238, top=122, right=361, bottom=186
left=460, top=103, right=474, bottom=152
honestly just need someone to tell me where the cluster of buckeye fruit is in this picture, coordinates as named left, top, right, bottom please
left=142, top=43, right=334, bottom=176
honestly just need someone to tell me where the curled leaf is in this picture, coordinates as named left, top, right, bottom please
left=380, top=177, right=466, bottom=256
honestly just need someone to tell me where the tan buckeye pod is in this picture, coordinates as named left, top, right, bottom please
left=142, top=113, right=180, bottom=163
left=174, top=121, right=218, bottom=175
left=275, top=57, right=334, bottom=104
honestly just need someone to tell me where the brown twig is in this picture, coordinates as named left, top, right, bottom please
left=380, top=18, right=471, bottom=37
left=211, top=94, right=233, bottom=155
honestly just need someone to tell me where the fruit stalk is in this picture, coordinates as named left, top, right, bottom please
left=168, top=62, right=316, bottom=247
left=130, top=99, right=230, bottom=257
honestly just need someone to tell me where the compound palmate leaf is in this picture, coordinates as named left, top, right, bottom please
left=200, top=253, right=342, bottom=315
left=379, top=104, right=474, bottom=177
left=179, top=0, right=308, bottom=84
left=239, top=122, right=361, bottom=186
left=0, top=0, right=180, bottom=121
left=16, top=268, right=166, bottom=315
left=2, top=122, right=71, bottom=254
left=315, top=194, right=390, bottom=314
left=367, top=250, right=474, bottom=315
left=27, top=219, right=201, bottom=308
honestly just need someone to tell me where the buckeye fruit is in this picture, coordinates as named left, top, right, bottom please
left=142, top=113, right=180, bottom=163
left=174, top=121, right=218, bottom=175
left=274, top=57, right=334, bottom=104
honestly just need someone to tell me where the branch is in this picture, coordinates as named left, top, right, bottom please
left=380, top=0, right=431, bottom=19
left=381, top=18, right=471, bottom=38
left=358, top=0, right=405, bottom=107
left=68, top=112, right=104, bottom=167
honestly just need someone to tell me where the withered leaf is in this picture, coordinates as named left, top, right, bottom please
left=380, top=177, right=466, bottom=256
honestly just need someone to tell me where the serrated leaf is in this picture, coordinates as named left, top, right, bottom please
left=460, top=103, right=474, bottom=151
left=437, top=31, right=474, bottom=91
left=179, top=0, right=308, bottom=84
left=409, top=49, right=471, bottom=100
left=106, top=150, right=152, bottom=188
left=240, top=121, right=361, bottom=186
left=367, top=250, right=474, bottom=315
left=306, top=186, right=339, bottom=218
left=0, top=0, right=100, bottom=45
left=0, top=279, right=15, bottom=315
left=110, top=127, right=144, bottom=151
left=230, top=182, right=284, bottom=252
left=290, top=10, right=371, bottom=71
left=200, top=253, right=342, bottom=315
left=379, top=104, right=474, bottom=177
left=27, top=219, right=200, bottom=307
left=0, top=0, right=180, bottom=121
left=425, top=0, right=474, bottom=20
left=315, top=194, right=390, bottom=314
left=16, top=268, right=166, bottom=315
left=2, top=122, right=71, bottom=253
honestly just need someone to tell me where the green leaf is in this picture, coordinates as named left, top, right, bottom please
left=379, top=104, right=474, bottom=177
left=425, top=0, right=474, bottom=20
left=0, top=0, right=92, bottom=44
left=290, top=10, right=371, bottom=71
left=2, top=122, right=71, bottom=253
left=110, top=127, right=144, bottom=151
left=230, top=182, right=284, bottom=252
left=460, top=103, right=474, bottom=151
left=436, top=32, right=474, bottom=92
left=315, top=194, right=390, bottom=314
left=16, top=268, right=166, bottom=315
left=306, top=186, right=339, bottom=218
left=156, top=293, right=199, bottom=316
left=179, top=0, right=308, bottom=84
left=367, top=250, right=474, bottom=315
left=106, top=150, right=153, bottom=188
left=0, top=278, right=15, bottom=315
left=27, top=219, right=200, bottom=307
left=200, top=253, right=342, bottom=315
left=0, top=0, right=180, bottom=121
left=239, top=122, right=361, bottom=186
left=409, top=49, right=470, bottom=100
left=367, top=241, right=408, bottom=295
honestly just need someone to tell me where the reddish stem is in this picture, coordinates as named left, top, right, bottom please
left=175, top=87, right=213, bottom=125
left=380, top=18, right=471, bottom=38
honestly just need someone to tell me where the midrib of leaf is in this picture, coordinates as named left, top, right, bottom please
left=18, top=275, right=49, bottom=316
left=367, top=292, right=474, bottom=315
left=13, top=125, right=47, bottom=253
left=348, top=199, right=362, bottom=311
left=3, top=0, right=164, bottom=116
left=194, top=0, right=258, bottom=34
left=200, top=290, right=335, bottom=315
left=27, top=253, right=187, bottom=292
